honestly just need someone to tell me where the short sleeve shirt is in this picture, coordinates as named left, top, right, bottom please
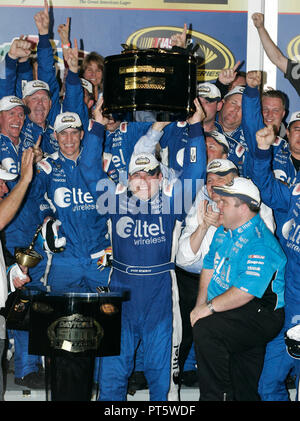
left=203, top=214, right=286, bottom=309
left=285, top=59, right=300, bottom=96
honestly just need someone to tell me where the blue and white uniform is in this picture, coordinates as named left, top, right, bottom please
left=0, top=132, right=50, bottom=258
left=0, top=134, right=50, bottom=381
left=272, top=136, right=298, bottom=187
left=216, top=85, right=264, bottom=178
left=62, top=70, right=90, bottom=131
left=94, top=122, right=206, bottom=401
left=103, top=122, right=153, bottom=184
left=0, top=55, right=32, bottom=99
left=3, top=34, right=61, bottom=155
left=20, top=34, right=61, bottom=155
left=159, top=122, right=189, bottom=173
left=25, top=122, right=110, bottom=293
left=252, top=146, right=300, bottom=401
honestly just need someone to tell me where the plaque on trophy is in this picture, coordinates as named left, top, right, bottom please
left=28, top=291, right=124, bottom=357
left=103, top=47, right=197, bottom=121
left=28, top=291, right=126, bottom=401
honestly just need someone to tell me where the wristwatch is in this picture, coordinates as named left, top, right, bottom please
left=207, top=299, right=216, bottom=313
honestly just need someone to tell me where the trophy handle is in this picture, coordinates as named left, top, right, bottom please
left=27, top=224, right=43, bottom=252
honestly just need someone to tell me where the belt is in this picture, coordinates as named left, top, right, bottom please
left=112, top=260, right=175, bottom=275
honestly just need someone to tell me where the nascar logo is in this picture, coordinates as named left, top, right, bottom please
left=287, top=34, right=300, bottom=61
left=125, top=26, right=236, bottom=82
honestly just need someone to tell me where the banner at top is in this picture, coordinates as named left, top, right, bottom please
left=279, top=0, right=300, bottom=13
left=1, top=0, right=248, bottom=11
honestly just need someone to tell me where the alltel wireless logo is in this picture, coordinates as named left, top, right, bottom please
left=125, top=26, right=236, bottom=82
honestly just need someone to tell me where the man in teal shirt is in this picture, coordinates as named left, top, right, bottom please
left=191, top=177, right=286, bottom=401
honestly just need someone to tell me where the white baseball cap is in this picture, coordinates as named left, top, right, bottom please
left=0, top=95, right=30, bottom=114
left=207, top=159, right=238, bottom=176
left=54, top=112, right=82, bottom=133
left=80, top=78, right=93, bottom=95
left=22, top=80, right=50, bottom=98
left=224, top=85, right=245, bottom=99
left=288, top=111, right=300, bottom=127
left=206, top=130, right=229, bottom=153
left=0, top=165, right=18, bottom=181
left=197, top=83, right=221, bottom=102
left=129, top=153, right=160, bottom=175
left=213, top=177, right=261, bottom=208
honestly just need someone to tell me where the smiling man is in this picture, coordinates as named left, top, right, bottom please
left=0, top=98, right=26, bottom=148
left=3, top=1, right=61, bottom=156
left=24, top=111, right=111, bottom=294
left=93, top=102, right=207, bottom=402
left=53, top=113, right=84, bottom=161
left=261, top=91, right=286, bottom=135
left=0, top=96, right=30, bottom=175
left=22, top=82, right=52, bottom=131
left=190, top=177, right=286, bottom=401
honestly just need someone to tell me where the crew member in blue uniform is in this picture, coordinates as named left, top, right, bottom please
left=191, top=177, right=286, bottom=401
left=86, top=98, right=207, bottom=401
left=252, top=125, right=300, bottom=401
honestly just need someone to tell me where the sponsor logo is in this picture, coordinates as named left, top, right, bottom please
left=116, top=215, right=165, bottom=238
left=125, top=26, right=235, bottom=81
left=292, top=183, right=300, bottom=196
left=31, top=81, right=48, bottom=89
left=207, top=160, right=221, bottom=170
left=248, top=255, right=265, bottom=259
left=61, top=115, right=76, bottom=123
left=135, top=156, right=150, bottom=166
left=245, top=271, right=260, bottom=277
left=287, top=34, right=300, bottom=62
left=116, top=215, right=166, bottom=245
left=1, top=157, right=18, bottom=175
left=54, top=187, right=94, bottom=210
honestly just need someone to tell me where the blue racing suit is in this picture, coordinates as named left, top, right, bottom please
left=216, top=85, right=264, bottom=178
left=252, top=145, right=300, bottom=401
left=159, top=122, right=189, bottom=173
left=4, top=123, right=109, bottom=379
left=3, top=34, right=61, bottom=155
left=25, top=122, right=111, bottom=294
left=0, top=55, right=32, bottom=99
left=90, top=122, right=206, bottom=401
left=0, top=131, right=51, bottom=256
left=235, top=84, right=298, bottom=240
left=62, top=70, right=90, bottom=131
left=0, top=130, right=51, bottom=379
left=272, top=137, right=298, bottom=187
left=103, top=122, right=154, bottom=184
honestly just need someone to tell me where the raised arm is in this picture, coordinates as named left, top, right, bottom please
left=62, top=39, right=90, bottom=130
left=1, top=38, right=32, bottom=98
left=253, top=126, right=291, bottom=211
left=252, top=13, right=288, bottom=74
left=35, top=0, right=60, bottom=125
